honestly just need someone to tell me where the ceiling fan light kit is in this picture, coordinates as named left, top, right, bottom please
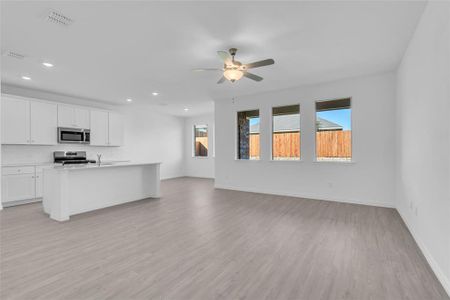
left=195, top=48, right=275, bottom=84
left=223, top=68, right=244, bottom=82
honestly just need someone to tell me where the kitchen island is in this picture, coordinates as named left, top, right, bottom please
left=43, top=162, right=161, bottom=221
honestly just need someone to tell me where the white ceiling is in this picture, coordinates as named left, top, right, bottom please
left=1, top=1, right=425, bottom=116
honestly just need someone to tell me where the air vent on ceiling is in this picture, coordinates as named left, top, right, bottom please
left=46, top=10, right=74, bottom=27
left=3, top=51, right=26, bottom=60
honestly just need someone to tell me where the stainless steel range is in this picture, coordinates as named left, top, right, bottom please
left=53, top=151, right=96, bottom=165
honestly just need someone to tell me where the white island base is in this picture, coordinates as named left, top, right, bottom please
left=43, top=162, right=161, bottom=221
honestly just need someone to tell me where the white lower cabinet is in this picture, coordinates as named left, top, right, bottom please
left=35, top=172, right=43, bottom=199
left=1, top=165, right=50, bottom=206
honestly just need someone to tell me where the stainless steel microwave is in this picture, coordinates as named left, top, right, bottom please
left=57, top=127, right=90, bottom=144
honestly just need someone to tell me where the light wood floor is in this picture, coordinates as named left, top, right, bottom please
left=0, top=177, right=448, bottom=300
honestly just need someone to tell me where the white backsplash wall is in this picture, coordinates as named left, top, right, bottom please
left=1, top=144, right=124, bottom=164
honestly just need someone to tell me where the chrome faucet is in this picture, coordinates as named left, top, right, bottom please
left=97, top=153, right=102, bottom=165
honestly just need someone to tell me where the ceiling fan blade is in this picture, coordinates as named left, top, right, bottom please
left=243, top=72, right=263, bottom=82
left=217, top=76, right=226, bottom=84
left=192, top=68, right=222, bottom=72
left=217, top=51, right=232, bottom=64
left=244, top=58, right=275, bottom=69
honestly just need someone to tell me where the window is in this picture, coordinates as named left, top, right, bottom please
left=315, top=98, right=352, bottom=161
left=272, top=105, right=300, bottom=160
left=194, top=125, right=208, bottom=157
left=237, top=110, right=260, bottom=160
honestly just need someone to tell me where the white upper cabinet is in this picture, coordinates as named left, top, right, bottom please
left=90, top=110, right=124, bottom=146
left=30, top=101, right=58, bottom=145
left=57, top=105, right=74, bottom=128
left=1, top=96, right=30, bottom=144
left=1, top=94, right=123, bottom=147
left=58, top=105, right=90, bottom=129
left=90, top=110, right=109, bottom=146
left=1, top=96, right=57, bottom=145
left=108, top=112, right=124, bottom=146
left=75, top=108, right=90, bottom=129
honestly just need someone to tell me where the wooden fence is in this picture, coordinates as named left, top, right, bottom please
left=249, top=130, right=351, bottom=159
left=316, top=130, right=351, bottom=158
left=195, top=137, right=208, bottom=156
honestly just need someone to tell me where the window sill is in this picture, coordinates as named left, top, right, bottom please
left=269, top=159, right=303, bottom=163
left=193, top=156, right=209, bottom=159
left=234, top=159, right=261, bottom=162
left=313, top=160, right=355, bottom=164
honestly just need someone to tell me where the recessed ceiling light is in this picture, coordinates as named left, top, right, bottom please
left=152, top=92, right=159, bottom=96
left=126, top=98, right=133, bottom=102
left=21, top=76, right=31, bottom=80
left=184, top=108, right=189, bottom=111
left=42, top=62, right=54, bottom=67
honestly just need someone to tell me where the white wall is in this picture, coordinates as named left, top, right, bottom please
left=215, top=72, right=396, bottom=207
left=183, top=113, right=215, bottom=178
left=120, top=106, right=184, bottom=179
left=395, top=1, right=450, bottom=294
left=1, top=87, right=185, bottom=180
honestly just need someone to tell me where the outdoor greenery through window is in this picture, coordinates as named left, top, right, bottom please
left=315, top=98, right=352, bottom=161
left=194, top=125, right=208, bottom=157
left=272, top=105, right=300, bottom=160
left=237, top=110, right=260, bottom=160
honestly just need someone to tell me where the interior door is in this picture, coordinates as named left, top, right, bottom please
left=90, top=110, right=109, bottom=146
left=1, top=97, right=30, bottom=144
left=30, top=101, right=58, bottom=145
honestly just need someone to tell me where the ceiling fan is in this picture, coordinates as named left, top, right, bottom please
left=194, top=48, right=275, bottom=84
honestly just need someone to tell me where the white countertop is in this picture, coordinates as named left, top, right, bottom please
left=1, top=160, right=132, bottom=168
left=2, top=162, right=54, bottom=167
left=49, top=161, right=161, bottom=171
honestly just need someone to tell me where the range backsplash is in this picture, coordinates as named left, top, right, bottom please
left=1, top=144, right=126, bottom=165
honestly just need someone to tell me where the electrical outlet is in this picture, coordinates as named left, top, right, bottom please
left=328, top=182, right=333, bottom=188
left=410, top=200, right=413, bottom=209
left=414, top=206, right=418, bottom=216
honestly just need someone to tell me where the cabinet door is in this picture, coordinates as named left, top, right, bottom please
left=90, top=110, right=109, bottom=146
left=1, top=97, right=30, bottom=144
left=35, top=172, right=43, bottom=198
left=30, top=101, right=58, bottom=145
left=58, top=105, right=75, bottom=127
left=2, top=174, right=36, bottom=203
left=75, top=108, right=90, bottom=129
left=108, top=113, right=124, bottom=146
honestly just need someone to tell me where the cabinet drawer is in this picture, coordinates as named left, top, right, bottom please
left=36, top=165, right=53, bottom=173
left=2, top=166, right=35, bottom=175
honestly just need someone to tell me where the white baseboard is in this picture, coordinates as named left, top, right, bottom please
left=214, top=183, right=395, bottom=208
left=184, top=175, right=214, bottom=179
left=397, top=209, right=450, bottom=297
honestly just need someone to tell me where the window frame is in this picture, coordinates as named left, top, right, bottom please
left=235, top=108, right=261, bottom=161
left=193, top=124, right=209, bottom=158
left=270, top=104, right=302, bottom=162
left=314, top=97, right=353, bottom=163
